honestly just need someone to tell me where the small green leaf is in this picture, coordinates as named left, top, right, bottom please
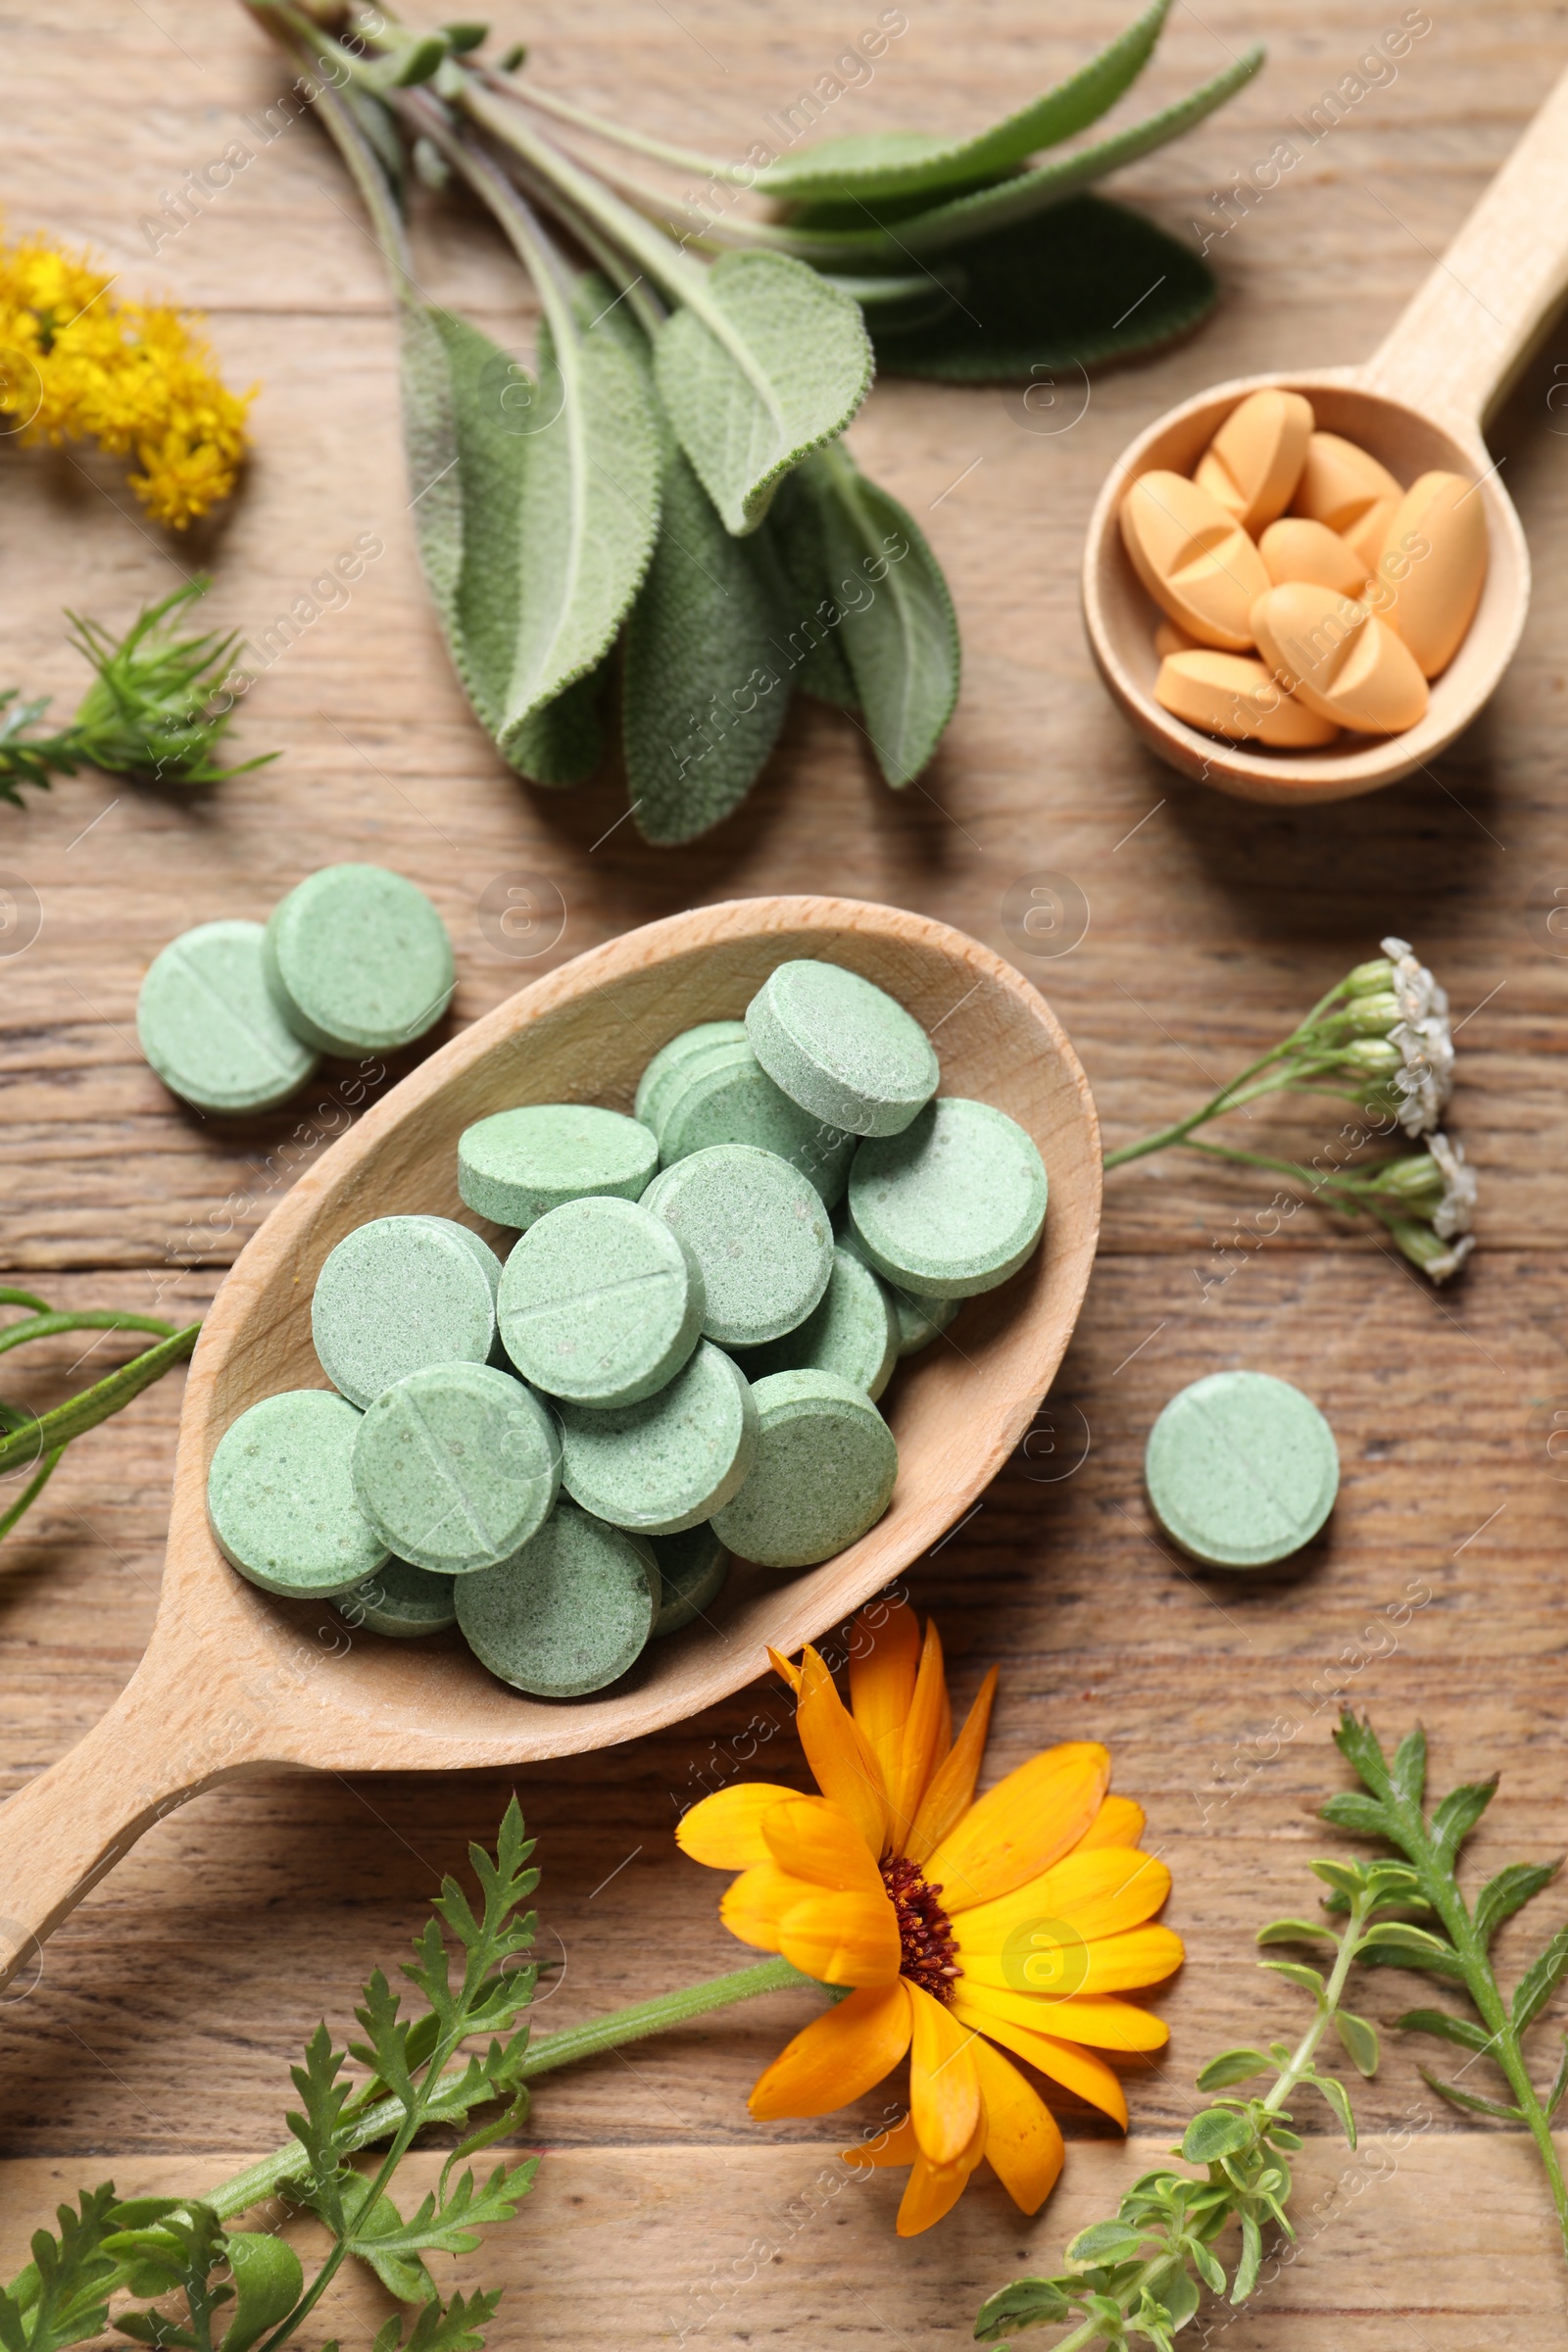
left=1474, top=1860, right=1560, bottom=1948
left=1180, top=2108, right=1252, bottom=2164
left=973, top=2278, right=1070, bottom=2338
left=1546, top=2038, right=1568, bottom=2122
left=218, top=2233, right=305, bottom=2352
left=1431, top=1777, right=1498, bottom=1860
left=1303, top=2071, right=1357, bottom=2147
left=1194, top=2047, right=1270, bottom=2091
left=1258, top=1960, right=1326, bottom=1999
left=1357, top=1922, right=1465, bottom=1978
left=390, top=32, right=450, bottom=83
left=1143, top=2256, right=1199, bottom=2329
left=1333, top=1708, right=1393, bottom=1796
left=1334, top=2010, right=1380, bottom=2079
left=1512, top=1925, right=1568, bottom=2034
left=1418, top=2067, right=1523, bottom=2122
left=1396, top=2006, right=1494, bottom=2054
left=1231, top=2208, right=1263, bottom=2304
left=1308, top=1859, right=1365, bottom=1899
left=338, top=2180, right=437, bottom=2307
left=655, top=253, right=872, bottom=534
left=1391, top=1725, right=1427, bottom=1805
left=1256, top=1918, right=1337, bottom=1946
left=1066, top=2222, right=1144, bottom=2263
left=1319, top=1791, right=1392, bottom=1839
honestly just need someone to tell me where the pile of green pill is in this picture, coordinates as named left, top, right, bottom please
left=206, top=956, right=1050, bottom=1700
left=137, top=863, right=455, bottom=1113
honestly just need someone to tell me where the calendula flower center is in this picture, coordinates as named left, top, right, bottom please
left=881, top=1853, right=959, bottom=2001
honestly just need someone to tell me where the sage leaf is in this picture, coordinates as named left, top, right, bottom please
left=754, top=0, right=1173, bottom=203
left=655, top=252, right=872, bottom=534
left=789, top=441, right=959, bottom=787
left=766, top=466, right=859, bottom=708
left=623, top=444, right=791, bottom=843
left=509, top=660, right=609, bottom=787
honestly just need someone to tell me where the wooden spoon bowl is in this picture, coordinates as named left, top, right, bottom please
left=1083, top=65, right=1568, bottom=805
left=0, top=895, right=1101, bottom=1991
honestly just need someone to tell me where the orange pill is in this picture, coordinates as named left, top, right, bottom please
left=1250, top=582, right=1429, bottom=734
left=1342, top=496, right=1400, bottom=573
left=1193, top=388, right=1314, bottom=533
left=1378, top=470, right=1488, bottom=677
left=1120, top=469, right=1270, bottom=652
left=1153, top=616, right=1198, bottom=659
left=1257, top=517, right=1369, bottom=598
left=1290, top=432, right=1402, bottom=534
left=1155, top=649, right=1340, bottom=746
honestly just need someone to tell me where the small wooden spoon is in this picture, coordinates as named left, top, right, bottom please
left=1083, top=68, right=1568, bottom=804
left=0, top=896, right=1100, bottom=1992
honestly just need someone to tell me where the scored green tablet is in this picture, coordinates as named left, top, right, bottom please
left=710, top=1369, right=897, bottom=1568
left=138, top=918, right=318, bottom=1114
left=313, top=1214, right=498, bottom=1409
left=556, top=1340, right=758, bottom=1535
left=458, top=1103, right=659, bottom=1231
left=649, top=1523, right=729, bottom=1638
left=1145, top=1370, right=1340, bottom=1569
left=746, top=959, right=939, bottom=1138
left=456, top=1501, right=658, bottom=1696
left=497, top=1195, right=704, bottom=1406
left=208, top=1389, right=387, bottom=1596
left=741, top=1245, right=897, bottom=1399
left=849, top=1097, right=1048, bottom=1298
left=351, top=1360, right=561, bottom=1573
left=338, top=1555, right=457, bottom=1638
left=264, top=863, right=454, bottom=1055
left=641, top=1144, right=833, bottom=1348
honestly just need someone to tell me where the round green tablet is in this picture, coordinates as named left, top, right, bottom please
left=313, top=1215, right=498, bottom=1410
left=658, top=1045, right=857, bottom=1207
left=456, top=1500, right=658, bottom=1696
left=849, top=1097, right=1048, bottom=1299
left=641, top=1145, right=833, bottom=1349
left=338, top=1555, right=457, bottom=1638
left=634, top=1022, right=749, bottom=1131
left=497, top=1195, right=703, bottom=1407
left=649, top=1523, right=730, bottom=1638
left=138, top=919, right=318, bottom=1114
left=264, top=863, right=454, bottom=1055
left=208, top=1389, right=387, bottom=1596
left=556, top=1340, right=758, bottom=1535
left=417, top=1216, right=503, bottom=1298
left=458, top=1103, right=658, bottom=1231
left=836, top=1224, right=959, bottom=1356
left=351, top=1360, right=561, bottom=1573
left=1145, top=1371, right=1340, bottom=1570
left=741, top=1246, right=897, bottom=1399
left=746, top=960, right=939, bottom=1139
left=710, top=1369, right=897, bottom=1568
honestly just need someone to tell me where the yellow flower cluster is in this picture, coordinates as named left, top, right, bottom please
left=0, top=228, right=252, bottom=528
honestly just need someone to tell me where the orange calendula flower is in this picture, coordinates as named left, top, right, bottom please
left=676, top=1600, right=1182, bottom=2236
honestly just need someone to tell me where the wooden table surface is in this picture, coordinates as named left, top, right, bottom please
left=4, top=1, right=1568, bottom=2343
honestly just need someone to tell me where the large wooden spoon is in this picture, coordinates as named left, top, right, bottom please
left=0, top=895, right=1100, bottom=1993
left=1083, top=66, right=1568, bottom=804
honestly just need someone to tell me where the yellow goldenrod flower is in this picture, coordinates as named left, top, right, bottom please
left=676, top=1601, right=1182, bottom=2236
left=0, top=228, right=252, bottom=527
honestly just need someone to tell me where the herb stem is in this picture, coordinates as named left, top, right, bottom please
left=1265, top=1886, right=1373, bottom=2113
left=491, top=74, right=750, bottom=184
left=0, top=1322, right=199, bottom=1482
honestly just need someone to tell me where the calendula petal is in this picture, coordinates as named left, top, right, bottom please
left=849, top=1598, right=921, bottom=1794
left=905, top=1665, right=999, bottom=1862
left=972, top=2038, right=1064, bottom=2216
left=749, top=1981, right=911, bottom=2119
left=719, top=1861, right=817, bottom=1951
left=954, top=1849, right=1173, bottom=1956
left=896, top=2112, right=987, bottom=2236
left=887, top=1618, right=952, bottom=1839
left=956, top=1925, right=1183, bottom=2000
left=926, top=1742, right=1110, bottom=1912
left=950, top=1979, right=1171, bottom=2055
left=796, top=1645, right=889, bottom=1858
left=1071, top=1793, right=1147, bottom=1853
left=844, top=2113, right=919, bottom=2171
left=952, top=1999, right=1129, bottom=2128
left=676, top=1783, right=802, bottom=1869
left=761, top=1796, right=887, bottom=1894
left=768, top=1646, right=804, bottom=1696
left=907, top=1981, right=983, bottom=2165
left=778, top=1888, right=902, bottom=1985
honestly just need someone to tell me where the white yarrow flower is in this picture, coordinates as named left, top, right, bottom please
left=1428, top=1132, right=1477, bottom=1240
left=1388, top=1012, right=1454, bottom=1135
left=1381, top=935, right=1449, bottom=1027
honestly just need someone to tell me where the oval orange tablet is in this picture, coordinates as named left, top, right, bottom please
left=1342, top=495, right=1400, bottom=573
left=1257, top=517, right=1369, bottom=598
left=1155, top=648, right=1340, bottom=746
left=1290, top=432, right=1402, bottom=533
left=1120, top=470, right=1270, bottom=651
left=1378, top=470, right=1488, bottom=677
left=1193, top=388, right=1314, bottom=534
left=1250, top=582, right=1428, bottom=734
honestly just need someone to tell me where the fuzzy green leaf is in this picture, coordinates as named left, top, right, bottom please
left=1546, top=2039, right=1568, bottom=2121
left=1231, top=2208, right=1263, bottom=2304
left=1066, top=2222, right=1145, bottom=2264
left=1303, top=2071, right=1356, bottom=2147
left=1333, top=1709, right=1393, bottom=1795
left=756, top=0, right=1173, bottom=202
left=1256, top=1919, right=1336, bottom=1946
left=1143, top=2255, right=1199, bottom=2329
left=655, top=253, right=872, bottom=534
left=973, top=2278, right=1070, bottom=2338
left=1512, top=1925, right=1568, bottom=2034
left=1474, top=1861, right=1560, bottom=1948
left=1418, top=2067, right=1523, bottom=2122
left=1258, top=1960, right=1325, bottom=2000
left=1430, top=1778, right=1497, bottom=1861
left=1180, top=2108, right=1251, bottom=2164
left=1194, top=2047, right=1270, bottom=2091
left=1357, top=1922, right=1466, bottom=1978
left=217, top=2233, right=304, bottom=2352
left=765, top=468, right=859, bottom=708
left=1307, top=1859, right=1365, bottom=1900
left=1396, top=2007, right=1494, bottom=2054
left=509, top=661, right=609, bottom=787
left=1319, top=1791, right=1393, bottom=1840
left=1390, top=1725, right=1427, bottom=1805
left=1333, top=2010, right=1380, bottom=2079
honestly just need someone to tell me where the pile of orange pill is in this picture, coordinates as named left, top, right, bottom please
left=1119, top=389, right=1488, bottom=749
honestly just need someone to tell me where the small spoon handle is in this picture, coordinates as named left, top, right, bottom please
left=1358, top=61, right=1568, bottom=430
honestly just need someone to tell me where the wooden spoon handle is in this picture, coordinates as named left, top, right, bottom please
left=1359, top=61, right=1568, bottom=429
left=0, top=1660, right=263, bottom=1994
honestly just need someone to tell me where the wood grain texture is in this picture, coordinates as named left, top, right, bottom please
left=3, top=0, right=1568, bottom=2341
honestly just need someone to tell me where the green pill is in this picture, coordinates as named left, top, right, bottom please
left=658, top=1045, right=857, bottom=1207
left=556, top=1340, right=758, bottom=1535
left=497, top=1196, right=704, bottom=1407
left=418, top=1216, right=503, bottom=1300
left=1145, top=1371, right=1340, bottom=1570
left=641, top=1144, right=833, bottom=1349
left=747, top=959, right=938, bottom=1139
left=849, top=1097, right=1048, bottom=1298
left=351, top=1360, right=561, bottom=1574
left=264, top=863, right=454, bottom=1055
left=338, top=1555, right=457, bottom=1639
left=634, top=1022, right=748, bottom=1133
left=458, top=1102, right=658, bottom=1231
left=741, top=1246, right=897, bottom=1399
left=456, top=1500, right=658, bottom=1697
left=138, top=919, right=318, bottom=1114
left=313, top=1215, right=498, bottom=1409
left=835, top=1222, right=956, bottom=1356
left=208, top=1389, right=387, bottom=1597
left=710, top=1368, right=897, bottom=1569
left=649, top=1523, right=730, bottom=1638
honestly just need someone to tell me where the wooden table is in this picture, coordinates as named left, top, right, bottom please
left=3, top=1, right=1567, bottom=2341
